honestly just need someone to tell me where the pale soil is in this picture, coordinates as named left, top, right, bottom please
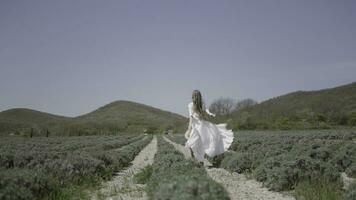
left=90, top=136, right=157, bottom=200
left=163, top=136, right=295, bottom=200
left=163, top=136, right=192, bottom=159
left=206, top=168, right=295, bottom=200
left=342, top=172, right=355, bottom=190
left=88, top=136, right=354, bottom=200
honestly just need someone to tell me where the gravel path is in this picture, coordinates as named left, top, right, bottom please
left=342, top=172, right=355, bottom=190
left=91, top=136, right=157, bottom=200
left=163, top=136, right=295, bottom=200
left=163, top=136, right=192, bottom=159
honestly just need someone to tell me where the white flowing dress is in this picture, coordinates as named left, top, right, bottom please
left=185, top=102, right=234, bottom=162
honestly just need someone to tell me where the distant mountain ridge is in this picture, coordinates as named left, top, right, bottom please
left=0, top=108, right=72, bottom=123
left=1, top=82, right=355, bottom=135
left=0, top=100, right=188, bottom=136
left=228, top=82, right=356, bottom=129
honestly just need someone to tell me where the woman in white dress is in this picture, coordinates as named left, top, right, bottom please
left=185, top=90, right=234, bottom=163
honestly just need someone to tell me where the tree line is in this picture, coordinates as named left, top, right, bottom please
left=208, top=97, right=356, bottom=130
left=209, top=97, right=257, bottom=116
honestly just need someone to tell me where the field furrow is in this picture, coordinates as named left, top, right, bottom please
left=163, top=136, right=295, bottom=200
left=146, top=136, right=230, bottom=199
left=90, top=136, right=157, bottom=200
left=0, top=134, right=152, bottom=200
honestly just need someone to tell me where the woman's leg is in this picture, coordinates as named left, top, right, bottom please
left=189, top=148, right=194, bottom=158
left=190, top=148, right=204, bottom=166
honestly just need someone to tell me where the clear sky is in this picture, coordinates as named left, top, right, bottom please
left=1, top=0, right=355, bottom=117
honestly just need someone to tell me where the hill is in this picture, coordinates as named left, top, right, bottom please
left=69, top=101, right=188, bottom=135
left=0, top=108, right=72, bottom=135
left=0, top=101, right=188, bottom=136
left=228, top=82, right=356, bottom=129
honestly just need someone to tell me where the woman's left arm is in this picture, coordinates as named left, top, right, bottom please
left=204, top=103, right=216, bottom=117
left=205, top=109, right=216, bottom=117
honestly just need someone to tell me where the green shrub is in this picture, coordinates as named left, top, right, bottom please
left=345, top=182, right=356, bottom=200
left=347, top=112, right=356, bottom=126
left=261, top=156, right=341, bottom=191
left=207, top=152, right=232, bottom=168
left=254, top=154, right=286, bottom=183
left=221, top=153, right=253, bottom=173
left=134, top=165, right=153, bottom=184
left=221, top=130, right=356, bottom=193
left=152, top=174, right=230, bottom=200
left=0, top=134, right=152, bottom=199
left=0, top=169, right=58, bottom=200
left=146, top=137, right=230, bottom=200
left=331, top=143, right=356, bottom=171
left=346, top=164, right=356, bottom=178
left=294, top=178, right=342, bottom=200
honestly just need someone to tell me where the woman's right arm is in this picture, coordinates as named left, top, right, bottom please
left=185, top=103, right=194, bottom=139
left=185, top=116, right=192, bottom=139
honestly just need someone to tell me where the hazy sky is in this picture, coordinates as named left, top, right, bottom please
left=1, top=0, right=355, bottom=117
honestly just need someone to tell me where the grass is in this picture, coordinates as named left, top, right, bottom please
left=41, top=181, right=99, bottom=200
left=294, top=179, right=343, bottom=200
left=133, top=165, right=153, bottom=184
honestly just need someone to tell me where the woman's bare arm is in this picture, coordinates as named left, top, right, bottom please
left=185, top=116, right=192, bottom=139
left=203, top=103, right=216, bottom=117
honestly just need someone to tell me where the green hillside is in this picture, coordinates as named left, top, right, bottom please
left=0, top=108, right=72, bottom=135
left=0, top=101, right=188, bottom=136
left=2, top=82, right=355, bottom=135
left=68, top=101, right=188, bottom=135
left=227, top=82, right=356, bottom=130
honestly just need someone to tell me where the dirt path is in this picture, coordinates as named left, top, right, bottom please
left=342, top=172, right=355, bottom=190
left=163, top=136, right=192, bottom=159
left=91, top=136, right=157, bottom=200
left=163, top=136, right=295, bottom=200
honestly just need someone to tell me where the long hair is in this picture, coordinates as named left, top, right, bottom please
left=192, top=90, right=207, bottom=119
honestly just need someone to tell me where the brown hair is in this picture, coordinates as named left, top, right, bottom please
left=192, top=90, right=206, bottom=119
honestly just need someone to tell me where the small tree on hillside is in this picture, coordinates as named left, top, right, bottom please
left=209, top=98, right=236, bottom=116
left=235, top=98, right=258, bottom=111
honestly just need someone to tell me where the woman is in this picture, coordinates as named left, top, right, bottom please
left=185, top=90, right=234, bottom=164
